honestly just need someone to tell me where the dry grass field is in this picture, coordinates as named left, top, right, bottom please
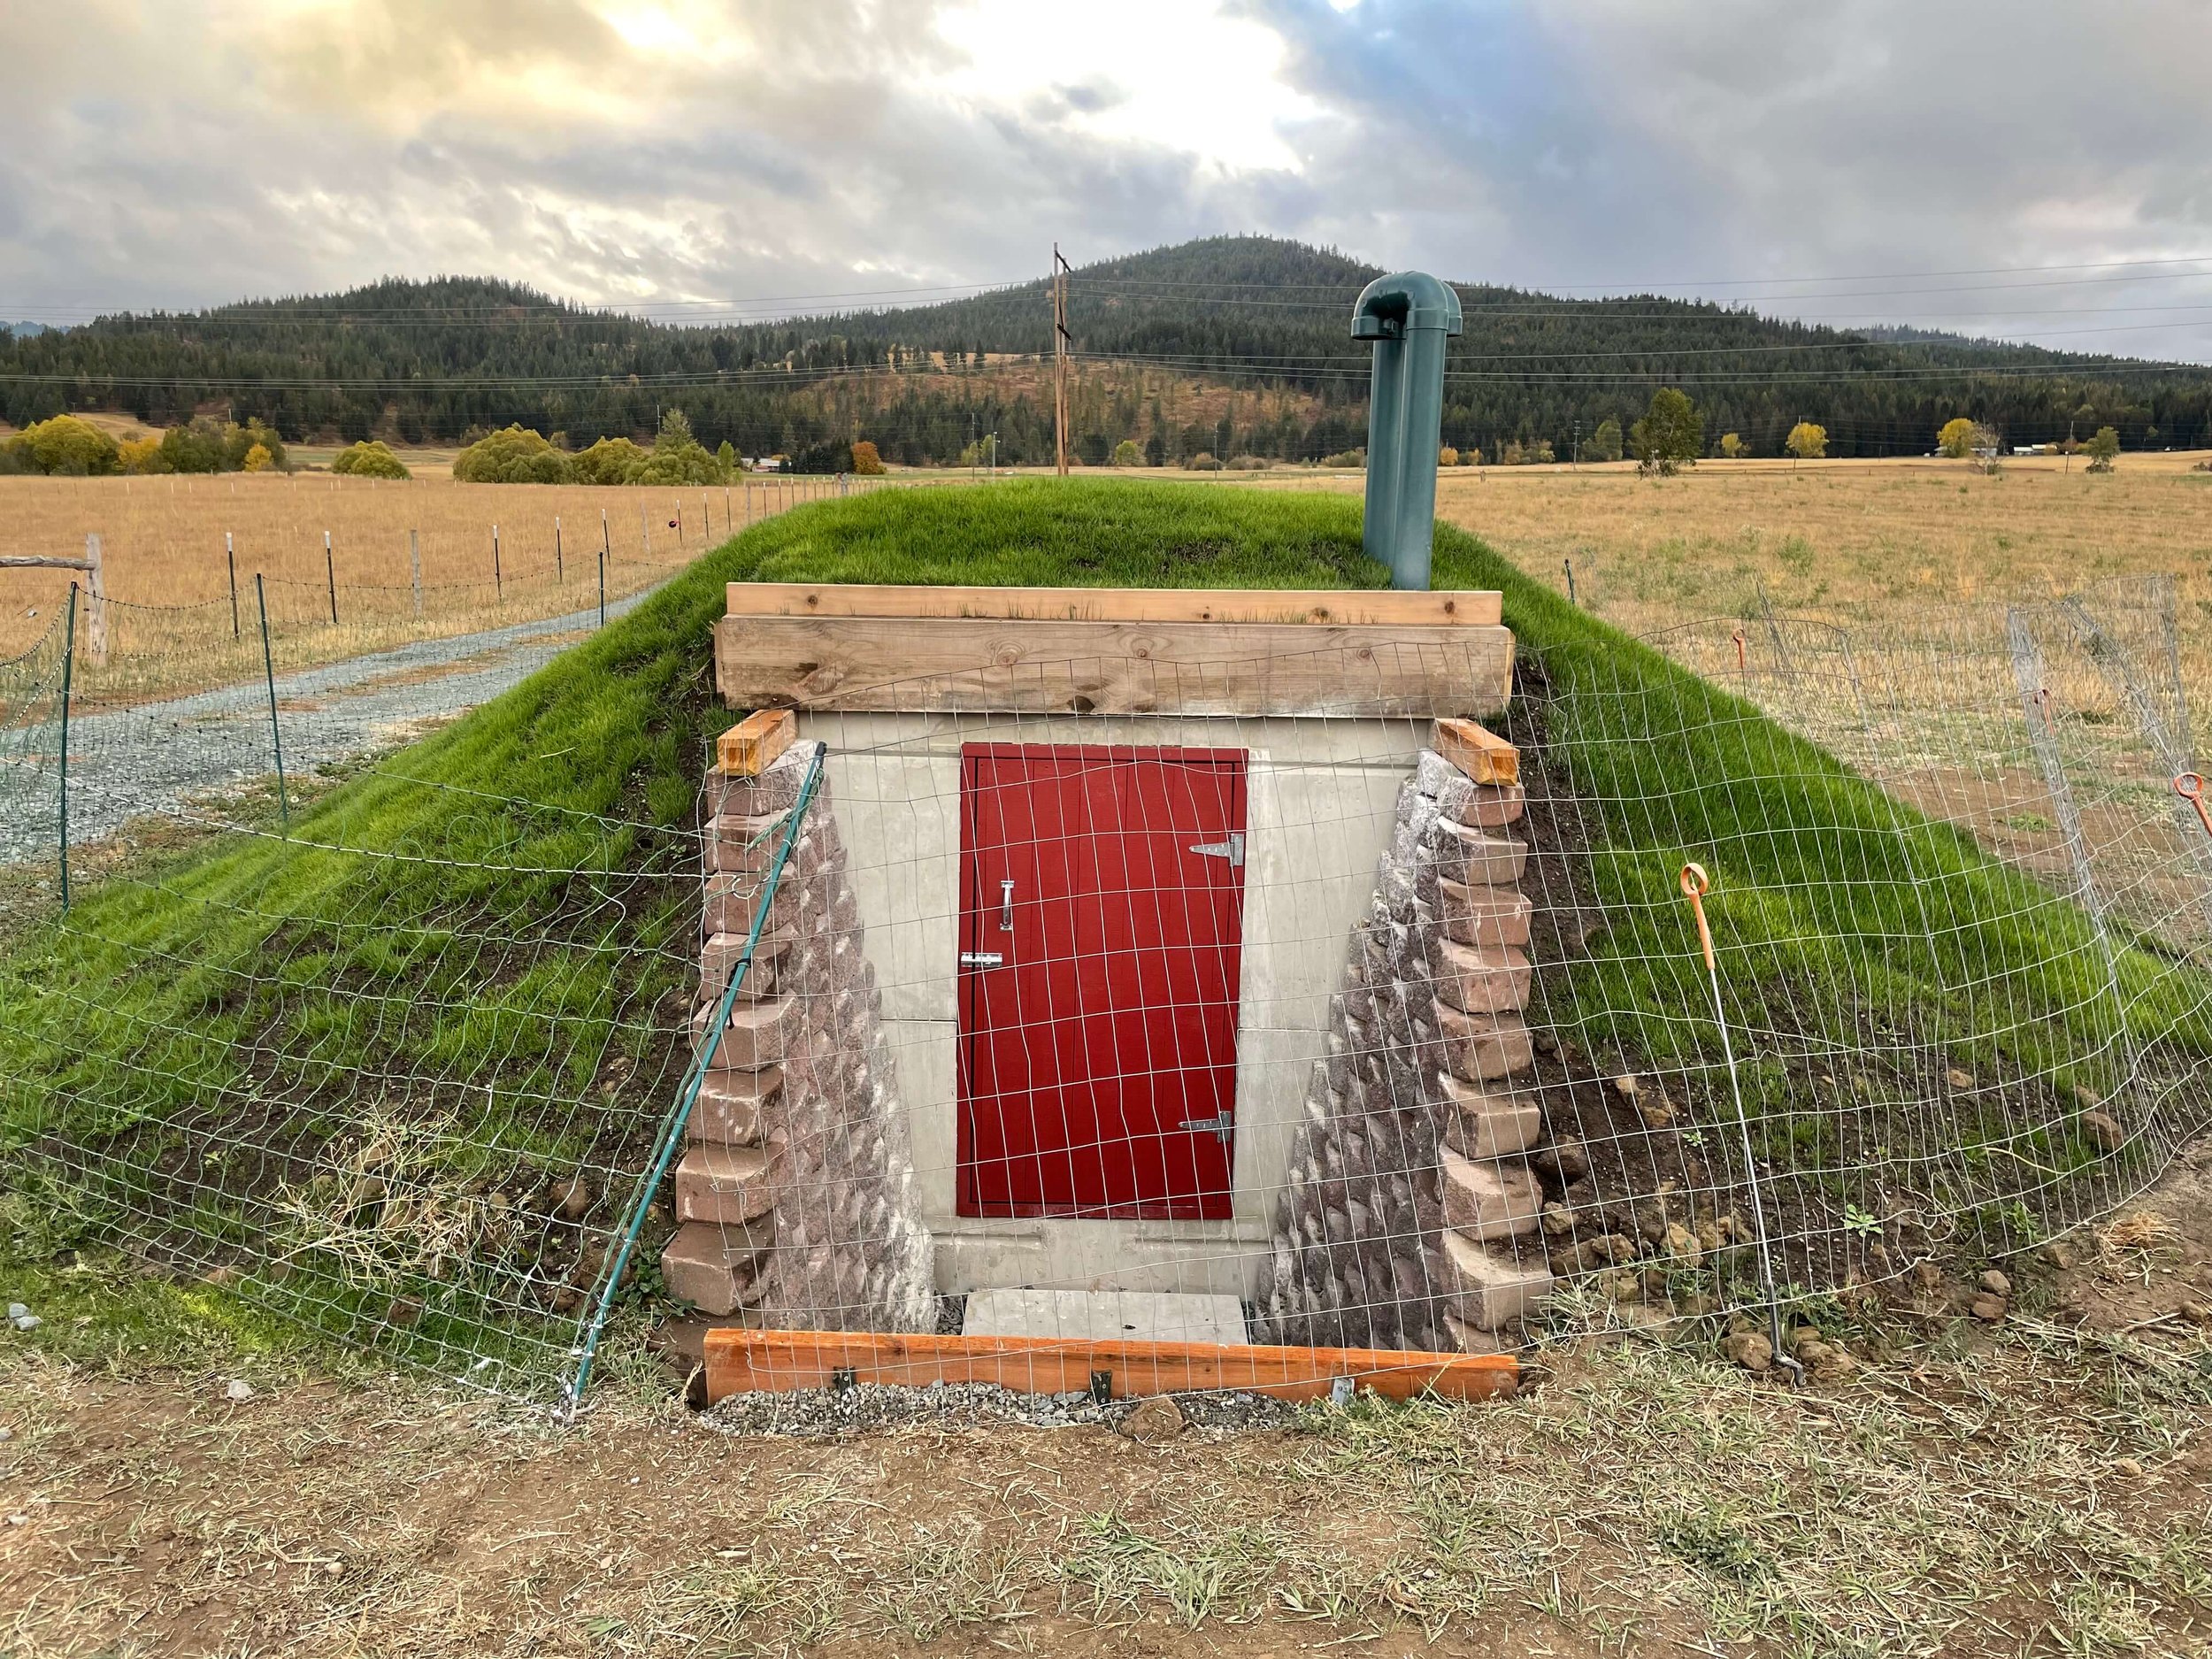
left=0, top=471, right=879, bottom=693
left=1431, top=449, right=2212, bottom=644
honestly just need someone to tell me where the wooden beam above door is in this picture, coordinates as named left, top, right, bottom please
left=725, top=582, right=1502, bottom=627
left=716, top=588, right=1514, bottom=718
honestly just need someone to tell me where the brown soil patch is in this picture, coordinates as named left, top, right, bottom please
left=6, top=1141, right=2212, bottom=1655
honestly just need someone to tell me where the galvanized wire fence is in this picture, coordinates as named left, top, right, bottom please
left=0, top=576, right=2208, bottom=1408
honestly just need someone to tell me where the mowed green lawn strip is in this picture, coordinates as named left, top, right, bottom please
left=0, top=480, right=2202, bottom=1354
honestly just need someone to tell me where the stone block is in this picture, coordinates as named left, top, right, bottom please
left=691, top=996, right=800, bottom=1070
left=1429, top=819, right=1527, bottom=887
left=673, top=1144, right=780, bottom=1225
left=706, top=810, right=793, bottom=874
left=1435, top=1071, right=1543, bottom=1160
left=703, top=740, right=818, bottom=819
left=659, top=1217, right=774, bottom=1317
left=687, top=1065, right=783, bottom=1146
left=1433, top=941, right=1532, bottom=1016
left=1431, top=1001, right=1536, bottom=1081
left=1439, top=1146, right=1542, bottom=1240
left=1436, top=1230, right=1555, bottom=1331
left=703, top=872, right=799, bottom=939
left=1440, top=1312, right=1511, bottom=1356
left=700, top=932, right=785, bottom=1003
left=1438, top=879, right=1532, bottom=948
left=1447, top=783, right=1525, bottom=829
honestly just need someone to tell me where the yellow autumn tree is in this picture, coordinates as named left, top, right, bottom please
left=242, top=442, right=274, bottom=472
left=1786, top=421, right=1828, bottom=461
left=1937, top=417, right=1977, bottom=458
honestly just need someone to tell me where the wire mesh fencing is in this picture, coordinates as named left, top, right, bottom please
left=0, top=580, right=2208, bottom=1409
left=0, top=470, right=897, bottom=697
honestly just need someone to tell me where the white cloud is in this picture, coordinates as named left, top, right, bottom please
left=0, top=0, right=2208, bottom=361
left=933, top=0, right=1325, bottom=174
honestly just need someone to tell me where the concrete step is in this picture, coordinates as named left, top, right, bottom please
left=962, top=1288, right=1248, bottom=1347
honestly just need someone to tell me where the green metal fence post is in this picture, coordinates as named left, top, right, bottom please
left=58, top=582, right=77, bottom=910
left=255, top=573, right=290, bottom=830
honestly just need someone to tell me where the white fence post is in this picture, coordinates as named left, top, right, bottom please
left=84, top=534, right=107, bottom=666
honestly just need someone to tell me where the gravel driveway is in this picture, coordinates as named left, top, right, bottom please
left=2, top=591, right=653, bottom=861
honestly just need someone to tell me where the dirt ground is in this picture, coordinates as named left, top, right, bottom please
left=4, top=1148, right=2212, bottom=1656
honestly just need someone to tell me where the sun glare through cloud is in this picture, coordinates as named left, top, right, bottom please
left=933, top=0, right=1323, bottom=175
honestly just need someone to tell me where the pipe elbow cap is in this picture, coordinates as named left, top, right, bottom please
left=1351, top=271, right=1463, bottom=338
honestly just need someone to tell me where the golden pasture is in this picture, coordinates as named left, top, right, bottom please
left=0, top=471, right=858, bottom=682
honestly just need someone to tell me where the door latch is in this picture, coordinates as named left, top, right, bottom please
left=1178, top=1110, right=1235, bottom=1144
left=959, top=951, right=1004, bottom=968
left=1000, top=879, right=1016, bottom=932
left=1187, top=832, right=1245, bottom=868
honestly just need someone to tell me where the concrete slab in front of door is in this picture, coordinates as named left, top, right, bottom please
left=963, top=1288, right=1249, bottom=1348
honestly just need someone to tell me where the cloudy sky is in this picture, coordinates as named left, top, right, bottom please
left=5, top=0, right=2211, bottom=357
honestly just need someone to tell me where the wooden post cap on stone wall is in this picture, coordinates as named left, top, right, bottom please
left=718, top=709, right=796, bottom=777
left=1432, top=717, right=1519, bottom=787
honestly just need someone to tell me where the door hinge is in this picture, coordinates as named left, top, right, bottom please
left=1187, top=832, right=1245, bottom=868
left=1178, top=1110, right=1235, bottom=1144
left=959, top=951, right=1004, bottom=968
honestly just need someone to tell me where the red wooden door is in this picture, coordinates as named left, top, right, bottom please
left=956, top=744, right=1247, bottom=1219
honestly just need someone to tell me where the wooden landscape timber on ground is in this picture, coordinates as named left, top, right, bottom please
left=702, top=1327, right=1519, bottom=1403
left=715, top=586, right=1513, bottom=716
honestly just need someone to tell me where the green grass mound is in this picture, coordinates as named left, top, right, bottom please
left=2, top=479, right=2205, bottom=1388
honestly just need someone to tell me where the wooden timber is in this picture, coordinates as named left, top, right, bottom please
left=715, top=615, right=1513, bottom=717
left=1432, top=717, right=1521, bottom=787
left=716, top=708, right=796, bottom=776
left=725, top=581, right=1502, bottom=627
left=702, top=1326, right=1518, bottom=1403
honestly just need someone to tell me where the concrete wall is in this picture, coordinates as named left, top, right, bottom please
left=793, top=710, right=1423, bottom=1298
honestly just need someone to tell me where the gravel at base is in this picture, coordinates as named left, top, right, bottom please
left=700, top=1379, right=1304, bottom=1437
left=1, top=589, right=657, bottom=859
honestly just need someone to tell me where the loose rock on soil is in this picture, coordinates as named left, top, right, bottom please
left=700, top=1380, right=1302, bottom=1437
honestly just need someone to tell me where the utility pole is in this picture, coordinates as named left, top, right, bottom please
left=1052, top=242, right=1072, bottom=477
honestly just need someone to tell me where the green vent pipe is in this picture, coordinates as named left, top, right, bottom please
left=1352, top=272, right=1463, bottom=590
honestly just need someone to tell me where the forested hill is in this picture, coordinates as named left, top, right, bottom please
left=4, top=235, right=2208, bottom=467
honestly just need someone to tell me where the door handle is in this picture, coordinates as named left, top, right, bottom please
left=959, top=951, right=1004, bottom=968
left=1000, top=879, right=1015, bottom=932
left=1179, top=1111, right=1235, bottom=1144
left=1187, top=832, right=1245, bottom=868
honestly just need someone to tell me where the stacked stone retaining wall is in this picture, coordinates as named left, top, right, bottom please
left=1258, top=722, right=1555, bottom=1352
left=659, top=740, right=937, bottom=1332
